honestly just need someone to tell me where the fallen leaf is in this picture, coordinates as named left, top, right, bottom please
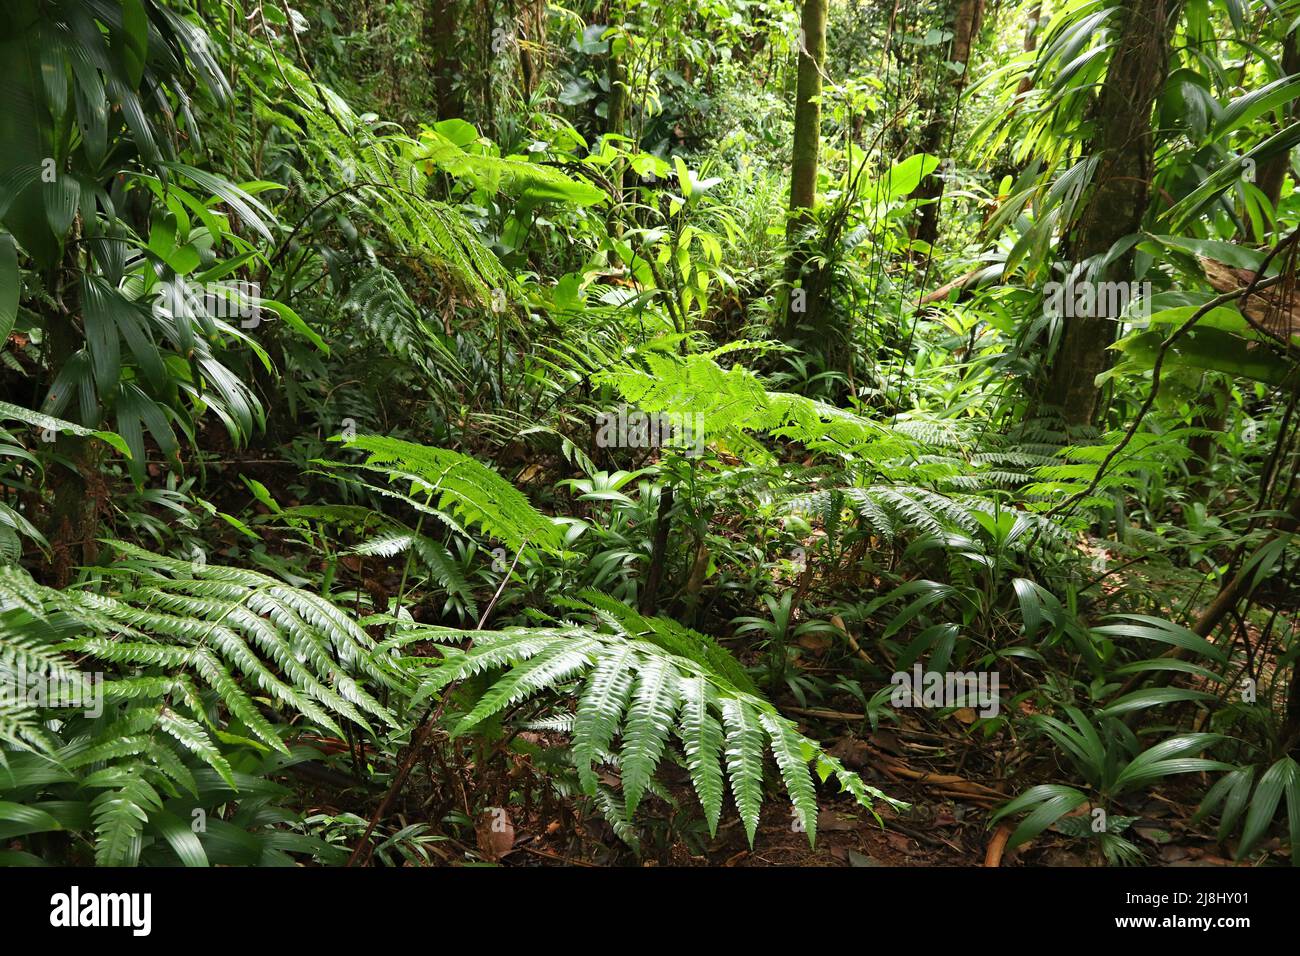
left=817, top=810, right=859, bottom=832
left=476, top=807, right=515, bottom=861
left=1158, top=845, right=1189, bottom=863
left=797, top=632, right=832, bottom=654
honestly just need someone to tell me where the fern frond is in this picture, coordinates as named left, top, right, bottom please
left=761, top=712, right=819, bottom=846
left=402, top=613, right=889, bottom=846
left=86, top=767, right=161, bottom=867
left=453, top=639, right=600, bottom=734
left=572, top=644, right=636, bottom=794
left=334, top=435, right=562, bottom=553
left=677, top=674, right=725, bottom=835
left=619, top=655, right=679, bottom=815
left=720, top=696, right=767, bottom=847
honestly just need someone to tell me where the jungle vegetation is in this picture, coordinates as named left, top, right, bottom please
left=1, top=0, right=1299, bottom=869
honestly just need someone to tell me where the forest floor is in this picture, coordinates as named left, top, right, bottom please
left=500, top=739, right=1251, bottom=867
left=211, top=449, right=1282, bottom=868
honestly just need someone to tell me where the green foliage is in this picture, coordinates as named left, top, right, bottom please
left=333, top=434, right=563, bottom=553
left=0, top=544, right=403, bottom=864
left=400, top=606, right=897, bottom=847
left=0, top=0, right=1297, bottom=872
left=993, top=706, right=1232, bottom=864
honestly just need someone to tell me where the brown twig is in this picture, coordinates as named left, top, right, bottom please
left=984, top=823, right=1012, bottom=867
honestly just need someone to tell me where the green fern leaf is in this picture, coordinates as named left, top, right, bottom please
left=572, top=644, right=636, bottom=794
left=620, top=655, right=680, bottom=815
left=677, top=674, right=725, bottom=835
left=761, top=713, right=819, bottom=846
left=720, top=696, right=767, bottom=846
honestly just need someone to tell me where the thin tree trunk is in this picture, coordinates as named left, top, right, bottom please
left=606, top=6, right=628, bottom=237
left=787, top=0, right=827, bottom=216
left=781, top=0, right=828, bottom=338
left=480, top=0, right=497, bottom=136
left=1255, top=26, right=1300, bottom=225
left=1044, top=0, right=1176, bottom=426
left=639, top=487, right=674, bottom=615
left=515, top=0, right=546, bottom=102
left=607, top=31, right=627, bottom=141
left=915, top=0, right=983, bottom=248
left=1015, top=2, right=1043, bottom=97
left=44, top=238, right=101, bottom=586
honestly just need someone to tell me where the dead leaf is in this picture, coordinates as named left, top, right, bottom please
left=796, top=632, right=832, bottom=654
left=476, top=807, right=515, bottom=861
left=1158, top=844, right=1189, bottom=863
left=817, top=810, right=859, bottom=832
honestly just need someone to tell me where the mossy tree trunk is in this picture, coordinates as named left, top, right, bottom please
left=781, top=0, right=828, bottom=340
left=1044, top=0, right=1176, bottom=426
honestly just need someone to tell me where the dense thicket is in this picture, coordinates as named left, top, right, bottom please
left=1, top=0, right=1299, bottom=869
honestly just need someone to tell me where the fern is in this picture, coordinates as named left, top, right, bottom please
left=0, top=546, right=404, bottom=865
left=351, top=527, right=478, bottom=619
left=342, top=265, right=471, bottom=394
left=399, top=606, right=899, bottom=848
left=415, top=127, right=606, bottom=207
left=572, top=644, right=637, bottom=794
left=619, top=655, right=680, bottom=816
left=266, top=71, right=513, bottom=307
left=571, top=590, right=758, bottom=694
left=594, top=348, right=903, bottom=459
left=677, top=674, right=726, bottom=834
left=333, top=434, right=562, bottom=553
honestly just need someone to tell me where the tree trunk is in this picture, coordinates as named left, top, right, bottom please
left=914, top=0, right=983, bottom=248
left=424, top=0, right=462, bottom=118
left=781, top=0, right=828, bottom=338
left=607, top=33, right=627, bottom=141
left=606, top=10, right=628, bottom=238
left=480, top=0, right=497, bottom=137
left=1255, top=26, right=1300, bottom=225
left=515, top=0, right=546, bottom=102
left=43, top=242, right=102, bottom=586
left=1044, top=0, right=1175, bottom=426
left=1016, top=3, right=1043, bottom=97
left=787, top=0, right=826, bottom=219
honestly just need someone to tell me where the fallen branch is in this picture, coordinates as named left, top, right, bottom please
left=918, top=266, right=984, bottom=306
left=984, top=823, right=1012, bottom=867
